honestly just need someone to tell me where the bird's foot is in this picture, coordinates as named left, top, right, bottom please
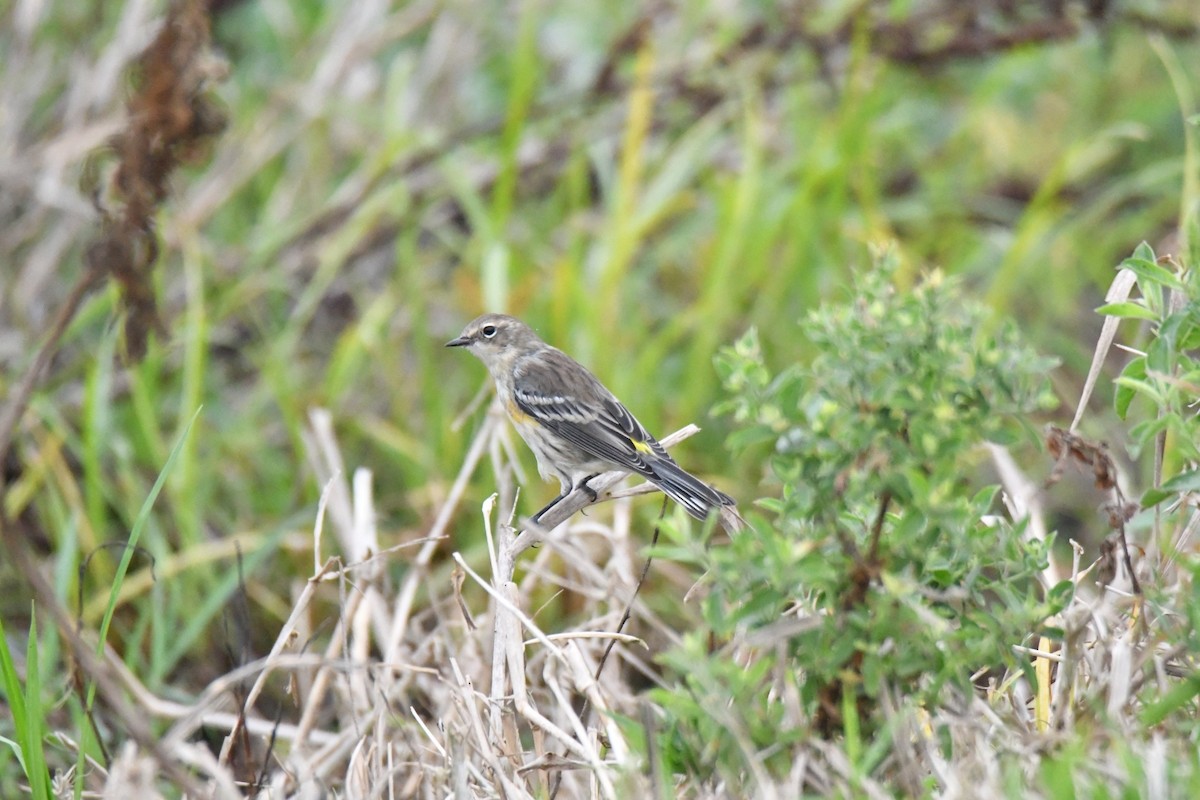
left=576, top=474, right=601, bottom=503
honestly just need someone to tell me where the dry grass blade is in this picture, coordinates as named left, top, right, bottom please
left=383, top=412, right=494, bottom=665
left=1071, top=267, right=1137, bottom=433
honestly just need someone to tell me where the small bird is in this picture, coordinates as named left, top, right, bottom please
left=447, top=313, right=736, bottom=525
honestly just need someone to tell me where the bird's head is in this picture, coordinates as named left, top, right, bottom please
left=446, top=313, right=544, bottom=365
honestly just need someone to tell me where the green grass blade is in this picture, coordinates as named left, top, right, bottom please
left=0, top=613, right=51, bottom=800
left=90, top=407, right=202, bottom=709
left=0, top=617, right=31, bottom=777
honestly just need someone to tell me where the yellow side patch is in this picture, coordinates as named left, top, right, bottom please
left=506, top=399, right=532, bottom=424
left=632, top=439, right=654, bottom=454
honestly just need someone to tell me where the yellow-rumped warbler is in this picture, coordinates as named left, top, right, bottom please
left=447, top=313, right=736, bottom=525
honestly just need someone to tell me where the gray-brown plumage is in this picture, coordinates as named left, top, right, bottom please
left=447, top=313, right=736, bottom=523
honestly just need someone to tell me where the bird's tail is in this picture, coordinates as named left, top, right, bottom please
left=646, top=456, right=738, bottom=529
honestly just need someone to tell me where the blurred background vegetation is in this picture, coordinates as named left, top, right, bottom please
left=0, top=0, right=1197, bottom=795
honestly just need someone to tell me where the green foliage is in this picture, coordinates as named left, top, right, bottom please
left=0, top=613, right=52, bottom=800
left=1103, top=242, right=1200, bottom=503
left=1102, top=239, right=1200, bottom=734
left=656, top=253, right=1061, bottom=780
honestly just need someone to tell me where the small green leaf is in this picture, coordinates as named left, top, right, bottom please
left=1130, top=241, right=1157, bottom=263
left=1113, top=376, right=1163, bottom=406
left=1114, top=357, right=1146, bottom=419
left=1141, top=487, right=1172, bottom=508
left=1095, top=302, right=1157, bottom=321
left=1118, top=256, right=1185, bottom=292
left=1159, top=469, right=1200, bottom=494
left=1146, top=336, right=1172, bottom=374
left=1047, top=580, right=1074, bottom=609
left=726, top=426, right=777, bottom=451
left=1129, top=415, right=1172, bottom=445
left=1179, top=324, right=1200, bottom=351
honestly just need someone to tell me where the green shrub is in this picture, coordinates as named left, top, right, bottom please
left=654, top=251, right=1061, bottom=782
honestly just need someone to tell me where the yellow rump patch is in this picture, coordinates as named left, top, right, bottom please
left=632, top=439, right=654, bottom=454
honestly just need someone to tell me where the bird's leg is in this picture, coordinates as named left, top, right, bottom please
left=530, top=474, right=603, bottom=523
left=576, top=473, right=601, bottom=503
left=531, top=489, right=569, bottom=523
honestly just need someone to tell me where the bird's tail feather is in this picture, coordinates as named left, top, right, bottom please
left=646, top=456, right=736, bottom=524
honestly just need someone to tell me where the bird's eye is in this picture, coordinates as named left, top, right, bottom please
left=481, top=325, right=498, bottom=339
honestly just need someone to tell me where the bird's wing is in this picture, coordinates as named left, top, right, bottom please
left=512, top=349, right=672, bottom=475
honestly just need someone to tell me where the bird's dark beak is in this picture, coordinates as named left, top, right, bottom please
left=445, top=335, right=471, bottom=348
